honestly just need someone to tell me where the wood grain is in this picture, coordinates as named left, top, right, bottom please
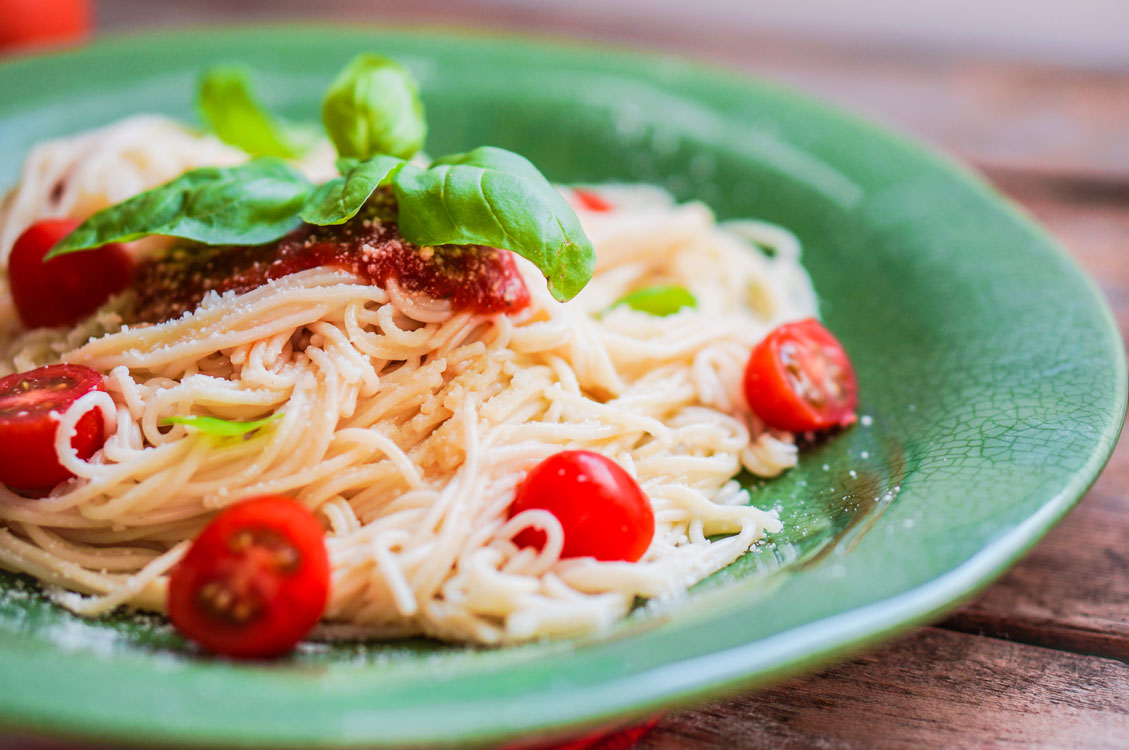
left=638, top=628, right=1129, bottom=749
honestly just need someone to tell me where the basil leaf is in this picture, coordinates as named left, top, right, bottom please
left=197, top=66, right=320, bottom=158
left=611, top=285, right=697, bottom=316
left=335, top=157, right=361, bottom=174
left=322, top=54, right=426, bottom=161
left=162, top=413, right=282, bottom=437
left=300, top=155, right=406, bottom=226
left=392, top=147, right=595, bottom=301
left=47, top=159, right=312, bottom=257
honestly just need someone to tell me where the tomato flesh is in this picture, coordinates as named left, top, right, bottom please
left=0, top=364, right=106, bottom=491
left=167, top=495, right=330, bottom=659
left=510, top=450, right=654, bottom=562
left=573, top=189, right=613, bottom=212
left=743, top=318, right=858, bottom=433
left=8, top=219, right=133, bottom=329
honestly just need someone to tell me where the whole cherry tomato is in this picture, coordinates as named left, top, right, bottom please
left=510, top=450, right=654, bottom=562
left=8, top=219, right=133, bottom=329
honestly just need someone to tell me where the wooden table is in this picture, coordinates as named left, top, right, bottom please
left=8, top=2, right=1129, bottom=747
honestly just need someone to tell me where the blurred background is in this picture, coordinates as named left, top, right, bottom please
left=4, top=0, right=1129, bottom=68
left=102, top=0, right=1129, bottom=69
left=2, top=0, right=1127, bottom=183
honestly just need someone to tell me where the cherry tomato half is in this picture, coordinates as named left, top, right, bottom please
left=167, top=496, right=330, bottom=659
left=743, top=318, right=858, bottom=433
left=0, top=364, right=106, bottom=491
left=573, top=189, right=613, bottom=212
left=8, top=219, right=133, bottom=330
left=510, top=450, right=654, bottom=562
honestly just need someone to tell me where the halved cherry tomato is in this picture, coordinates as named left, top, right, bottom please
left=573, top=189, right=613, bottom=212
left=510, top=450, right=654, bottom=562
left=0, top=364, right=106, bottom=491
left=8, top=219, right=133, bottom=329
left=167, top=496, right=330, bottom=659
left=743, top=318, right=858, bottom=433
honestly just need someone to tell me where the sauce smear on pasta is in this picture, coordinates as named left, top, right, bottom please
left=131, top=213, right=531, bottom=324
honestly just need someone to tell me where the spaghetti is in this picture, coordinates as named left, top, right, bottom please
left=0, top=116, right=815, bottom=645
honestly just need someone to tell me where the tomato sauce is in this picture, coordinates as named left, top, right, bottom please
left=130, top=210, right=531, bottom=324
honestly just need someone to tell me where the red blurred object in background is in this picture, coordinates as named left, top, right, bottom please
left=544, top=718, right=660, bottom=750
left=0, top=0, right=91, bottom=51
left=503, top=717, right=661, bottom=750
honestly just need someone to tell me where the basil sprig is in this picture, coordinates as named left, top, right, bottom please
left=322, top=54, right=426, bottom=161
left=300, top=147, right=595, bottom=301
left=299, top=155, right=406, bottom=226
left=197, top=66, right=320, bottom=158
left=162, top=413, right=282, bottom=437
left=610, top=285, right=697, bottom=316
left=393, top=148, right=594, bottom=301
left=47, top=159, right=312, bottom=258
left=49, top=53, right=597, bottom=301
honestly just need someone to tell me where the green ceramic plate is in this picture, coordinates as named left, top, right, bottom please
left=0, top=27, right=1123, bottom=750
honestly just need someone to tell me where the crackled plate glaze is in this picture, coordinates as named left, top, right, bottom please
left=0, top=28, right=1123, bottom=749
